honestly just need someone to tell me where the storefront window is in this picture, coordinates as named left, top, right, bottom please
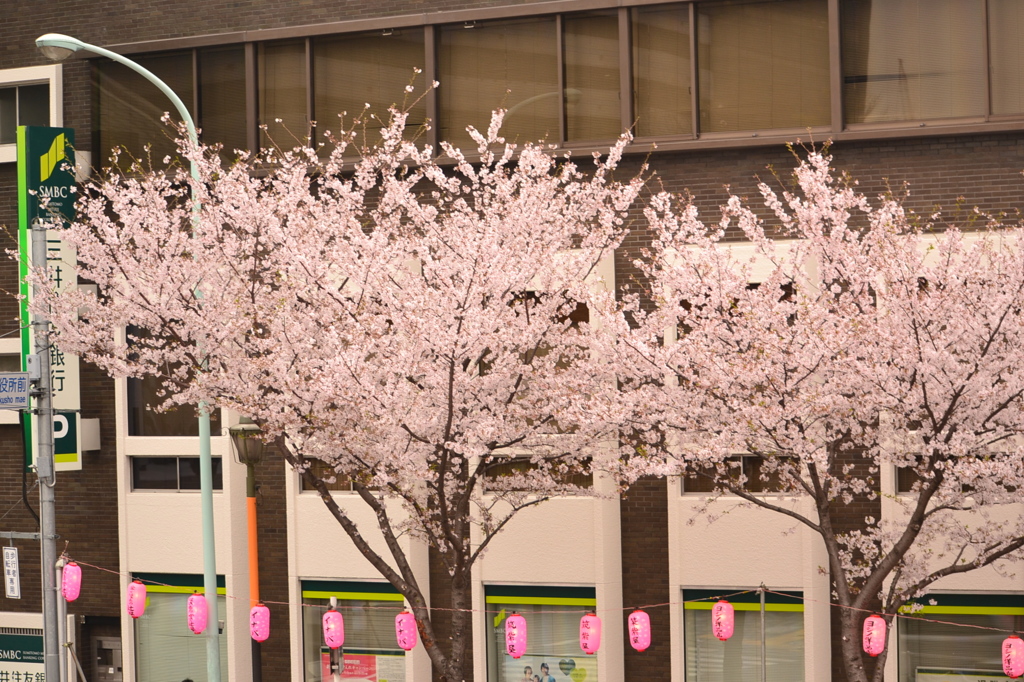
left=897, top=594, right=1024, bottom=682
left=683, top=589, right=804, bottom=682
left=133, top=574, right=228, bottom=681
left=301, top=581, right=406, bottom=682
left=486, top=585, right=598, bottom=682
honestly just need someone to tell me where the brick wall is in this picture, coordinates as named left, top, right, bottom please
left=254, top=451, right=291, bottom=682
left=619, top=476, right=671, bottom=681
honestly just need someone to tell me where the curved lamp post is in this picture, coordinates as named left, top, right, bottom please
left=36, top=33, right=221, bottom=682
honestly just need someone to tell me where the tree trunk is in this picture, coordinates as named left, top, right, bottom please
left=429, top=546, right=475, bottom=682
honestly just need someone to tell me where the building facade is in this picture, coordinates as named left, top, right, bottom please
left=1, top=0, right=1023, bottom=681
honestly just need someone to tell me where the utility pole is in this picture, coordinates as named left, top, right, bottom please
left=31, top=218, right=60, bottom=682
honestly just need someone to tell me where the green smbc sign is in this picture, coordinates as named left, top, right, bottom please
left=17, top=126, right=82, bottom=471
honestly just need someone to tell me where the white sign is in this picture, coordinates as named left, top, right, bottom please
left=3, top=547, right=21, bottom=599
left=0, top=373, right=30, bottom=410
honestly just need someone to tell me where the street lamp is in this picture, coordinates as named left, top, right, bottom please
left=35, top=33, right=222, bottom=682
left=229, top=418, right=266, bottom=682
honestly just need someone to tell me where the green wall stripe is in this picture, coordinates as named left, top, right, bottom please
left=682, top=589, right=803, bottom=605
left=901, top=606, right=1024, bottom=616
left=302, top=591, right=405, bottom=602
left=685, top=602, right=804, bottom=612
left=146, top=585, right=226, bottom=595
left=485, top=596, right=597, bottom=607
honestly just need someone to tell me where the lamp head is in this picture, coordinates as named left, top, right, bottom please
left=36, top=34, right=85, bottom=63
left=229, top=418, right=266, bottom=465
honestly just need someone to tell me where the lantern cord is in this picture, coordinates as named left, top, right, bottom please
left=760, top=588, right=1022, bottom=636
left=65, top=559, right=1022, bottom=636
left=0, top=477, right=37, bottom=523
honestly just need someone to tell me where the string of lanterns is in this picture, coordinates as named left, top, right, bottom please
left=59, top=558, right=1023, bottom=678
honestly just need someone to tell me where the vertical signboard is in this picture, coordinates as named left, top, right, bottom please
left=2, top=547, right=20, bottom=599
left=17, top=126, right=82, bottom=472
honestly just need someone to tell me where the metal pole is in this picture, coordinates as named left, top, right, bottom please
left=56, top=556, right=68, bottom=682
left=329, top=597, right=341, bottom=682
left=760, top=584, right=767, bottom=682
left=33, top=34, right=221, bottom=682
left=31, top=219, right=60, bottom=682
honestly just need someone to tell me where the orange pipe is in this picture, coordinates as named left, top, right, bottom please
left=248, top=495, right=259, bottom=607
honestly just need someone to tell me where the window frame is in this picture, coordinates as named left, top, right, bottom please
left=300, top=580, right=408, bottom=682
left=896, top=592, right=1024, bottom=682
left=91, top=1, right=1024, bottom=160
left=485, top=584, right=598, bottom=682
left=682, top=587, right=806, bottom=682
left=0, top=65, right=63, bottom=164
left=129, top=455, right=224, bottom=492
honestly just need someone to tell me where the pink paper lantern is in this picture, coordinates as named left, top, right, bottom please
left=505, top=612, right=527, bottom=659
left=187, top=593, right=208, bottom=635
left=126, top=580, right=147, bottom=619
left=1004, top=635, right=1024, bottom=679
left=627, top=609, right=652, bottom=652
left=323, top=609, right=345, bottom=650
left=61, top=562, right=82, bottom=602
left=862, top=614, right=887, bottom=657
left=250, top=603, right=270, bottom=642
left=712, top=600, right=734, bottom=641
left=580, top=613, right=602, bottom=654
left=395, top=610, right=417, bottom=651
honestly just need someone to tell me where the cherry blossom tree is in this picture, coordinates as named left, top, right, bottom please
left=601, top=152, right=1024, bottom=682
left=35, top=109, right=642, bottom=681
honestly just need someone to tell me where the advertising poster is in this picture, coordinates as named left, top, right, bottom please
left=320, top=650, right=405, bottom=681
left=499, top=654, right=598, bottom=682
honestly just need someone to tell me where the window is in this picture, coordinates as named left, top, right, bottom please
left=313, top=30, right=426, bottom=152
left=127, top=375, right=223, bottom=437
left=682, top=455, right=798, bottom=494
left=632, top=4, right=693, bottom=138
left=97, top=48, right=246, bottom=164
left=697, top=0, right=829, bottom=133
left=486, top=585, right=598, bottom=682
left=897, top=593, right=1024, bottom=682
left=683, top=589, right=804, bottom=682
left=97, top=51, right=195, bottom=165
left=989, top=0, right=1024, bottom=116
left=895, top=454, right=1018, bottom=494
left=301, top=581, right=406, bottom=682
left=125, top=327, right=223, bottom=437
left=198, top=45, right=248, bottom=158
left=842, top=0, right=987, bottom=125
left=258, top=40, right=308, bottom=150
left=132, top=573, right=228, bottom=681
left=439, top=17, right=560, bottom=149
left=483, top=456, right=594, bottom=491
left=130, top=456, right=223, bottom=491
left=299, top=458, right=356, bottom=492
left=564, top=11, right=621, bottom=141
left=0, top=65, right=61, bottom=163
